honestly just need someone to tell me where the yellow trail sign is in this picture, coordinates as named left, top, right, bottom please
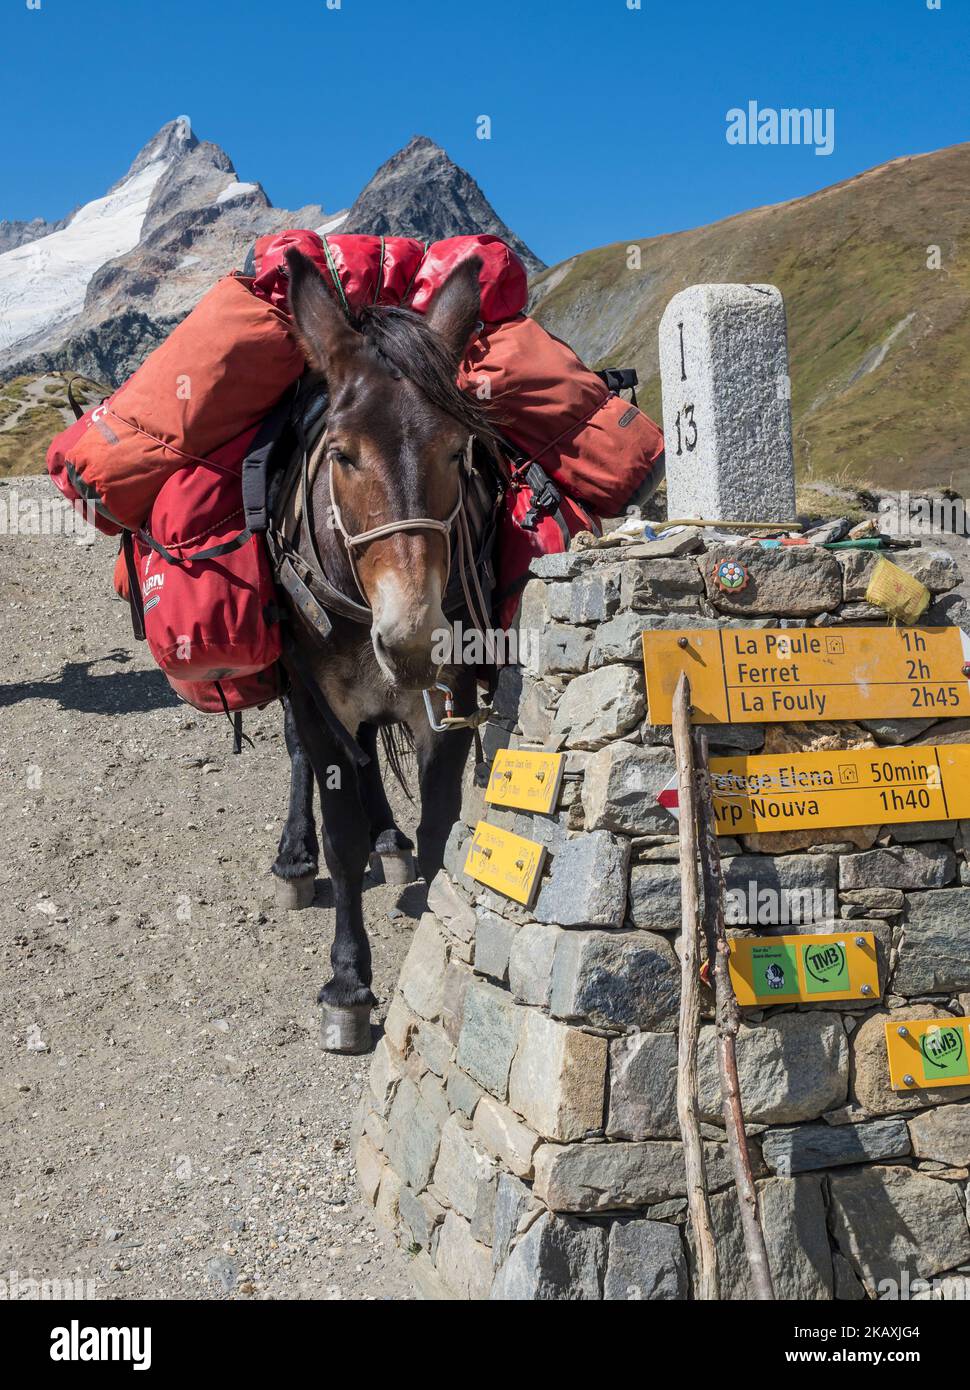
left=464, top=821, right=546, bottom=906
left=730, top=932, right=879, bottom=1006
left=485, top=749, right=564, bottom=814
left=686, top=743, right=970, bottom=835
left=643, top=625, right=970, bottom=725
left=884, top=1017, right=970, bottom=1091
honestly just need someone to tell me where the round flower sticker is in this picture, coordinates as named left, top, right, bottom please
left=712, top=557, right=749, bottom=592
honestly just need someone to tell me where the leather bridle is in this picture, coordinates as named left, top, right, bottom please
left=327, top=439, right=470, bottom=611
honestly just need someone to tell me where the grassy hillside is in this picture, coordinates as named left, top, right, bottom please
left=530, top=142, right=970, bottom=493
left=0, top=374, right=103, bottom=476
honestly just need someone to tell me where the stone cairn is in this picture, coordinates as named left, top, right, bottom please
left=355, top=286, right=970, bottom=1299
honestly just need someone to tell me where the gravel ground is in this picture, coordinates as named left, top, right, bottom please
left=0, top=479, right=416, bottom=1301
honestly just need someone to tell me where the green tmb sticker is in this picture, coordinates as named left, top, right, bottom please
left=751, top=943, right=799, bottom=999
left=920, top=1025, right=969, bottom=1082
left=802, top=940, right=849, bottom=995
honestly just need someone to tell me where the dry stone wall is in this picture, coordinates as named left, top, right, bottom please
left=355, top=531, right=970, bottom=1300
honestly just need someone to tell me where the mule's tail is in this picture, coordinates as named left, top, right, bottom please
left=380, top=722, right=415, bottom=801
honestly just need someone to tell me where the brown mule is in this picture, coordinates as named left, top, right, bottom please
left=269, top=250, right=501, bottom=1052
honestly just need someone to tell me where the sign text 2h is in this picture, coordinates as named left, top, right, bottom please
left=643, top=625, right=970, bottom=725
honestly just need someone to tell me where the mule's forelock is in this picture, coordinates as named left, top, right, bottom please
left=286, top=247, right=499, bottom=448
left=358, top=304, right=501, bottom=450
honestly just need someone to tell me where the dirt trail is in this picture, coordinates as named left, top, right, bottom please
left=0, top=479, right=416, bottom=1300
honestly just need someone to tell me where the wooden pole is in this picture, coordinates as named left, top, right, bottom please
left=671, top=672, right=719, bottom=1300
left=694, top=727, right=775, bottom=1301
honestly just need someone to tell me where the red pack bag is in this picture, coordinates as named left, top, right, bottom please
left=250, top=230, right=529, bottom=325
left=167, top=667, right=283, bottom=714
left=460, top=315, right=663, bottom=516
left=496, top=486, right=598, bottom=630
left=251, top=230, right=426, bottom=311
left=134, top=427, right=281, bottom=682
left=47, top=275, right=304, bottom=531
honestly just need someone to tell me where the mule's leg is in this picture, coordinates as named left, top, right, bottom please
left=272, top=695, right=319, bottom=910
left=414, top=673, right=477, bottom=883
left=357, top=722, right=417, bottom=885
left=287, top=681, right=375, bottom=1053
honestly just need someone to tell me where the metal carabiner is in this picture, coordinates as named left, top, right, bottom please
left=423, top=681, right=456, bottom=733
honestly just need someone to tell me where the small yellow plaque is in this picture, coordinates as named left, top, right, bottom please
left=485, top=749, right=565, bottom=815
left=642, top=625, right=970, bottom=725
left=729, top=932, right=880, bottom=1006
left=464, top=821, right=546, bottom=906
left=884, top=1017, right=970, bottom=1091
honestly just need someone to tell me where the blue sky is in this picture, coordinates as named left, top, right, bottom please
left=1, top=0, right=967, bottom=266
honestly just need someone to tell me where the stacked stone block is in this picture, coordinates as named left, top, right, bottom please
left=356, top=532, right=970, bottom=1299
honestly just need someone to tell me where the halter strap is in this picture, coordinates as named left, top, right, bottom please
left=327, top=441, right=472, bottom=606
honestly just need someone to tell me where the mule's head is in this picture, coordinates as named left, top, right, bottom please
left=286, top=248, right=488, bottom=689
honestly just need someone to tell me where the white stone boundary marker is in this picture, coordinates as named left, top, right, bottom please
left=659, top=283, right=797, bottom=524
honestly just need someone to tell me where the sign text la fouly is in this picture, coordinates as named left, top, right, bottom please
left=642, top=625, right=970, bottom=724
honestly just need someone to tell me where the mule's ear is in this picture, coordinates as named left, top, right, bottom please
left=285, top=248, right=358, bottom=372
left=424, top=256, right=482, bottom=366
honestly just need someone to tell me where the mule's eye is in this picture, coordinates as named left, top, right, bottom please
left=330, top=449, right=355, bottom=468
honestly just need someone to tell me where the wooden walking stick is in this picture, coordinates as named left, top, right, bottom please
left=694, top=727, right=775, bottom=1301
left=671, top=673, right=718, bottom=1300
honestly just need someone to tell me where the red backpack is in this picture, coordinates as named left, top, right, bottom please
left=134, top=426, right=282, bottom=682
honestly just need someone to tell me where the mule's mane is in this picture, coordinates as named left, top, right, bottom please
left=352, top=303, right=502, bottom=451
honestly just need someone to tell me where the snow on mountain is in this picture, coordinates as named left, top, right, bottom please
left=0, top=157, right=170, bottom=353
left=0, top=118, right=542, bottom=385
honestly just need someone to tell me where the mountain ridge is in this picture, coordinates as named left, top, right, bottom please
left=0, top=118, right=544, bottom=384
left=529, top=140, right=970, bottom=490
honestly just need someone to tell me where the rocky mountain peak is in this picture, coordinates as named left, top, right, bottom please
left=0, top=120, right=542, bottom=382
left=119, top=116, right=197, bottom=184
left=342, top=135, right=545, bottom=274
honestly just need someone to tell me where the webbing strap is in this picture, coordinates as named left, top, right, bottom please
left=320, top=235, right=351, bottom=318
left=402, top=242, right=430, bottom=305
left=137, top=526, right=254, bottom=567
left=374, top=237, right=385, bottom=305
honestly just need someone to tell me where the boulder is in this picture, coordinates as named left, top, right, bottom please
left=700, top=545, right=842, bottom=616
left=895, top=888, right=970, bottom=995
left=698, top=1011, right=848, bottom=1124
left=507, top=1010, right=607, bottom=1141
left=551, top=929, right=680, bottom=1033
left=603, top=1219, right=688, bottom=1300
left=550, top=665, right=645, bottom=749
left=828, top=1165, right=970, bottom=1293
left=491, top=1211, right=606, bottom=1300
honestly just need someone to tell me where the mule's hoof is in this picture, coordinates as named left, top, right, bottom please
left=320, top=1004, right=373, bottom=1054
left=274, top=872, right=316, bottom=910
left=368, top=850, right=416, bottom=886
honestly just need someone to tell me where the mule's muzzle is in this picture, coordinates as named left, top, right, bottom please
left=371, top=576, right=447, bottom=690
left=372, top=628, right=441, bottom=690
